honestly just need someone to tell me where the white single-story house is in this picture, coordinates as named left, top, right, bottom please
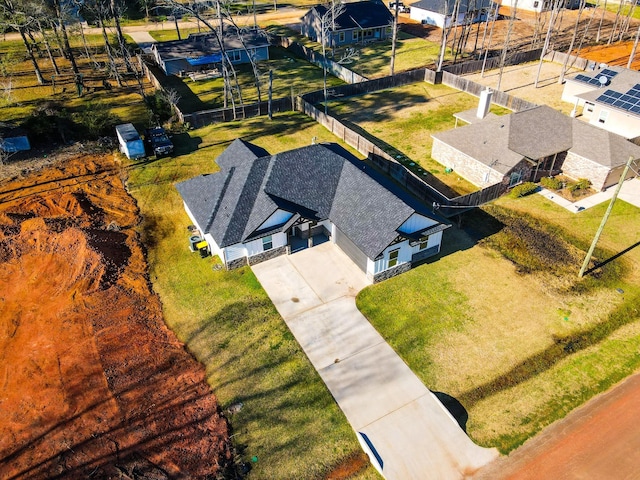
left=562, top=66, right=640, bottom=140
left=499, top=0, right=579, bottom=12
left=431, top=105, right=640, bottom=191
left=151, top=27, right=269, bottom=76
left=176, top=139, right=450, bottom=283
left=409, top=0, right=495, bottom=27
left=300, top=1, right=394, bottom=47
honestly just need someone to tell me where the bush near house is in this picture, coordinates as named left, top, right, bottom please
left=510, top=182, right=538, bottom=198
left=540, top=176, right=563, bottom=190
left=568, top=178, right=592, bottom=195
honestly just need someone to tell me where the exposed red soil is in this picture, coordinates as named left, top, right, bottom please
left=474, top=372, right=640, bottom=479
left=0, top=153, right=232, bottom=479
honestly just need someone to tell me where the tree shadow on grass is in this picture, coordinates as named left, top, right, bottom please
left=458, top=291, right=640, bottom=409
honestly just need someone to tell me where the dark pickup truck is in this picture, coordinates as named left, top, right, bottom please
left=145, top=127, right=174, bottom=157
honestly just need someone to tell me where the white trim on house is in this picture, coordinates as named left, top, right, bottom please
left=398, top=213, right=438, bottom=233
left=257, top=209, right=294, bottom=231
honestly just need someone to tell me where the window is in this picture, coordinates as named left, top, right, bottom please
left=585, top=102, right=594, bottom=113
left=352, top=31, right=358, bottom=41
left=262, top=235, right=273, bottom=251
left=229, top=50, right=242, bottom=62
left=419, top=239, right=428, bottom=250
left=339, top=31, right=345, bottom=42
left=388, top=249, right=400, bottom=268
left=509, top=171, right=522, bottom=187
left=598, top=109, right=609, bottom=124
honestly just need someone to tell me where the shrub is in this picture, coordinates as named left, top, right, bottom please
left=540, top=176, right=562, bottom=190
left=568, top=178, right=592, bottom=193
left=72, top=102, right=121, bottom=140
left=21, top=101, right=74, bottom=145
left=510, top=182, right=538, bottom=198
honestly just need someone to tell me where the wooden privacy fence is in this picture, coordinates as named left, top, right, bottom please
left=441, top=71, right=538, bottom=112
left=272, top=35, right=369, bottom=84
left=179, top=97, right=294, bottom=127
left=297, top=96, right=508, bottom=213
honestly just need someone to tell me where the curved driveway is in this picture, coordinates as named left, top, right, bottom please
left=252, top=242, right=498, bottom=479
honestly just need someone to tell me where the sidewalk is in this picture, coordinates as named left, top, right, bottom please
left=537, top=177, right=640, bottom=212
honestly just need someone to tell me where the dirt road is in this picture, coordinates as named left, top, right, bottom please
left=0, top=151, right=232, bottom=479
left=474, top=371, right=640, bottom=479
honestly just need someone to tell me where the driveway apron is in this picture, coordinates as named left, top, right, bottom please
left=251, top=242, right=498, bottom=479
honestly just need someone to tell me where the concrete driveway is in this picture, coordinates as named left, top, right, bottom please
left=252, top=242, right=498, bottom=479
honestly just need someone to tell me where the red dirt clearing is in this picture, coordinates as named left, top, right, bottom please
left=474, top=372, right=640, bottom=479
left=0, top=154, right=232, bottom=479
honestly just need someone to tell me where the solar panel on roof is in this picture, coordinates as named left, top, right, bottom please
left=601, top=69, right=619, bottom=78
left=621, top=94, right=634, bottom=103
left=632, top=106, right=640, bottom=113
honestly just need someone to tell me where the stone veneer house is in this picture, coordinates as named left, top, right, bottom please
left=176, top=140, right=450, bottom=283
left=431, top=105, right=640, bottom=191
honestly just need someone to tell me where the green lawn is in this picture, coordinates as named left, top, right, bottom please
left=328, top=81, right=510, bottom=196
left=126, top=112, right=379, bottom=480
left=150, top=46, right=344, bottom=114
left=357, top=194, right=640, bottom=454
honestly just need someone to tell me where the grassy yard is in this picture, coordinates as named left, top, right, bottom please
left=357, top=193, right=640, bottom=454
left=328, top=81, right=510, bottom=196
left=0, top=35, right=153, bottom=127
left=126, top=112, right=379, bottom=480
left=156, top=46, right=344, bottom=114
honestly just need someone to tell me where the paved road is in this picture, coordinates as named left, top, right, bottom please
left=474, top=371, right=640, bottom=479
left=252, top=242, right=498, bottom=480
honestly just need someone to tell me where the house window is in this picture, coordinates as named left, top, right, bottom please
left=388, top=248, right=400, bottom=268
left=229, top=50, right=242, bottom=62
left=339, top=31, right=345, bottom=42
left=262, top=235, right=273, bottom=251
left=509, top=171, right=522, bottom=187
left=598, top=109, right=609, bottom=124
left=352, top=31, right=358, bottom=41
left=585, top=102, right=594, bottom=113
left=419, top=239, right=429, bottom=250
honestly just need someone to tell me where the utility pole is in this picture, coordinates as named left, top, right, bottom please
left=579, top=156, right=635, bottom=277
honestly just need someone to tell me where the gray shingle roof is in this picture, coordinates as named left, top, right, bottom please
left=153, top=28, right=269, bottom=61
left=411, top=0, right=494, bottom=15
left=311, top=1, right=394, bottom=30
left=176, top=141, right=446, bottom=258
left=432, top=105, right=640, bottom=172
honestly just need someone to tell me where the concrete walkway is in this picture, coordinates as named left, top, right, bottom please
left=538, top=177, right=640, bottom=212
left=252, top=242, right=498, bottom=480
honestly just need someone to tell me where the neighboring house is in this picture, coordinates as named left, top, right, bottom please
left=176, top=139, right=450, bottom=283
left=499, top=0, right=580, bottom=12
left=300, top=1, right=394, bottom=47
left=151, top=28, right=269, bottom=76
left=431, top=105, right=640, bottom=191
left=562, top=66, right=640, bottom=140
left=409, top=0, right=495, bottom=27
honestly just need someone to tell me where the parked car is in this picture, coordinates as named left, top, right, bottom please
left=388, top=2, right=409, bottom=13
left=145, top=127, right=174, bottom=157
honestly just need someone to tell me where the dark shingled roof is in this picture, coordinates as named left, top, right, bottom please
left=176, top=141, right=447, bottom=258
left=432, top=105, right=640, bottom=172
left=411, top=0, right=494, bottom=15
left=152, top=28, right=269, bottom=61
left=312, top=1, right=394, bottom=30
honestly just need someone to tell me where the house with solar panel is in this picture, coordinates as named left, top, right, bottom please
left=151, top=28, right=269, bottom=77
left=562, top=66, right=640, bottom=140
left=175, top=140, right=450, bottom=283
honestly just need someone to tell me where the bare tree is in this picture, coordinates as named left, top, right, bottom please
left=534, top=0, right=561, bottom=88
left=559, top=0, right=586, bottom=84
left=49, top=0, right=80, bottom=76
left=0, top=0, right=45, bottom=84
left=497, top=0, right=518, bottom=90
left=390, top=1, right=400, bottom=76
left=320, top=2, right=345, bottom=113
